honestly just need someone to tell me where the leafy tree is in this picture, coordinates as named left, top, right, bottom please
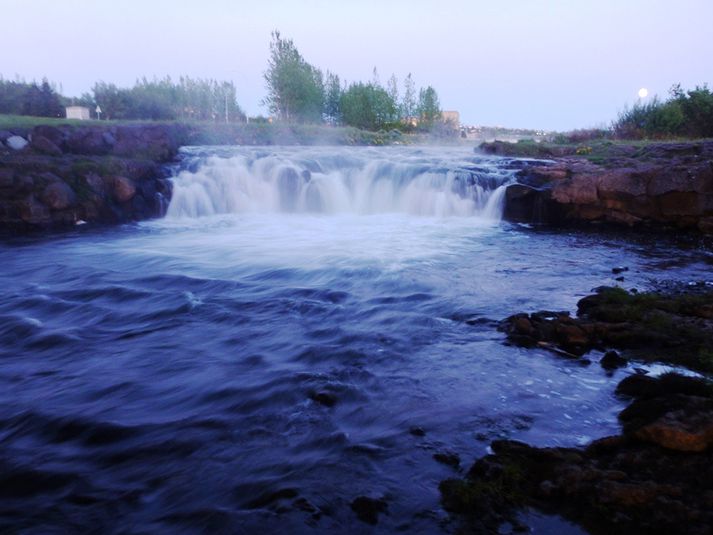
left=323, top=71, right=342, bottom=124
left=0, top=77, right=62, bottom=117
left=386, top=74, right=400, bottom=122
left=340, top=82, right=397, bottom=131
left=263, top=31, right=324, bottom=123
left=417, top=85, right=442, bottom=130
left=401, top=73, right=417, bottom=123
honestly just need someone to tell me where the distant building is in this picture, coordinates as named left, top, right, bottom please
left=65, top=106, right=91, bottom=120
left=441, top=111, right=460, bottom=127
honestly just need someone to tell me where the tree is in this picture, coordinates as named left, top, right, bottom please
left=401, top=73, right=416, bottom=124
left=387, top=74, right=400, bottom=123
left=417, top=85, right=442, bottom=130
left=340, top=82, right=397, bottom=131
left=263, top=30, right=324, bottom=123
left=323, top=71, right=342, bottom=124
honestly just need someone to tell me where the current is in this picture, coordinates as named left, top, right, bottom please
left=0, top=145, right=711, bottom=533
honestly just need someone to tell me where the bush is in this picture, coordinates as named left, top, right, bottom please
left=613, top=84, right=713, bottom=139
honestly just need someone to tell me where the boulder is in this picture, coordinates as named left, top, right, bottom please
left=112, top=176, right=136, bottom=202
left=6, top=136, right=28, bottom=151
left=41, top=182, right=77, bottom=211
left=31, top=135, right=63, bottom=156
left=18, top=196, right=51, bottom=224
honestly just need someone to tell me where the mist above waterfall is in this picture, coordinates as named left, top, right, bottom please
left=166, top=146, right=514, bottom=219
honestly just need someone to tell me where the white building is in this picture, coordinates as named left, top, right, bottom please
left=65, top=106, right=91, bottom=120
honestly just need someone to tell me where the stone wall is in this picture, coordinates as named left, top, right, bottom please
left=0, top=123, right=189, bottom=233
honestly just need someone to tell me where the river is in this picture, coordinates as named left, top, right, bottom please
left=1, top=146, right=710, bottom=533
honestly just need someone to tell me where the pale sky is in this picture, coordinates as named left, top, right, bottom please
left=3, top=0, right=712, bottom=130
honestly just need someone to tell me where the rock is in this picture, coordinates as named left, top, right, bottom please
left=6, top=136, right=28, bottom=151
left=634, top=406, right=713, bottom=451
left=41, top=182, right=77, bottom=211
left=503, top=141, right=713, bottom=233
left=612, top=267, right=629, bottom=274
left=350, top=496, right=387, bottom=525
left=18, top=196, right=51, bottom=224
left=408, top=426, right=426, bottom=437
left=600, top=350, right=627, bottom=370
left=112, top=176, right=136, bottom=203
left=434, top=452, right=461, bottom=468
left=308, top=391, right=337, bottom=407
left=0, top=168, right=14, bottom=188
left=31, top=135, right=62, bottom=156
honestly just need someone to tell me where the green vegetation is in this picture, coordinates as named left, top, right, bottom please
left=262, top=31, right=447, bottom=133
left=262, top=31, right=324, bottom=123
left=87, top=77, right=245, bottom=122
left=0, top=78, right=63, bottom=118
left=614, top=84, right=713, bottom=139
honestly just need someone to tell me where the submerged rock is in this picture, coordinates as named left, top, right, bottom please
left=350, top=496, right=388, bottom=525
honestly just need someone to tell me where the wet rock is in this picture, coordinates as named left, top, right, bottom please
left=612, top=266, right=629, bottom=274
left=350, top=496, right=388, bottom=525
left=501, top=286, right=713, bottom=373
left=600, top=350, right=627, bottom=370
left=433, top=452, right=461, bottom=468
left=408, top=426, right=426, bottom=437
left=308, top=391, right=337, bottom=407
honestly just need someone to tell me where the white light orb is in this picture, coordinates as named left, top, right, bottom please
left=638, top=87, right=649, bottom=99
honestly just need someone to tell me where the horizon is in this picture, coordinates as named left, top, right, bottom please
left=3, top=0, right=713, bottom=131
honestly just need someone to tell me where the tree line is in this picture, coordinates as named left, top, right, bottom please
left=614, top=84, right=713, bottom=139
left=0, top=76, right=245, bottom=123
left=0, top=78, right=64, bottom=118
left=263, top=31, right=445, bottom=132
left=1, top=31, right=448, bottom=132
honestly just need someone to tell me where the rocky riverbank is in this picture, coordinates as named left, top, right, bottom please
left=483, top=140, right=713, bottom=234
left=441, top=286, right=713, bottom=534
left=0, top=123, right=189, bottom=232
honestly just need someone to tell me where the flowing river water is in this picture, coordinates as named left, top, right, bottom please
left=1, top=146, right=711, bottom=533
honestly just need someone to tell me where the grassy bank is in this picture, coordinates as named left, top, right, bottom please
left=0, top=114, right=424, bottom=146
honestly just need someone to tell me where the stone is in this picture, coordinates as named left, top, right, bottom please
left=635, top=407, right=713, bottom=452
left=112, top=176, right=136, bottom=203
left=41, top=182, right=77, bottom=211
left=600, top=350, right=627, bottom=370
left=434, top=452, right=461, bottom=468
left=350, top=496, right=387, bottom=525
left=18, top=196, right=51, bottom=224
left=6, top=136, right=28, bottom=151
left=309, top=391, right=337, bottom=407
left=0, top=168, right=14, bottom=188
left=31, top=135, right=62, bottom=156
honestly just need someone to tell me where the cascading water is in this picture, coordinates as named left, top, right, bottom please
left=166, top=146, right=515, bottom=219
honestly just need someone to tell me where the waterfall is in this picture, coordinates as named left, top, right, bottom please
left=166, top=147, right=514, bottom=219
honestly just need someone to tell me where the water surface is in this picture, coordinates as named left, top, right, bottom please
left=1, top=146, right=711, bottom=533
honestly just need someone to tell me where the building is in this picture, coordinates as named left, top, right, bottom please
left=441, top=110, right=460, bottom=127
left=65, top=106, right=91, bottom=120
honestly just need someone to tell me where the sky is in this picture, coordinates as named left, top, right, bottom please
left=2, top=0, right=713, bottom=131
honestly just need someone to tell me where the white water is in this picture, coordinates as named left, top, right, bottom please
left=166, top=146, right=513, bottom=219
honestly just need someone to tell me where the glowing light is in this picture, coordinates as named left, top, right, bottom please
left=638, top=87, right=649, bottom=99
